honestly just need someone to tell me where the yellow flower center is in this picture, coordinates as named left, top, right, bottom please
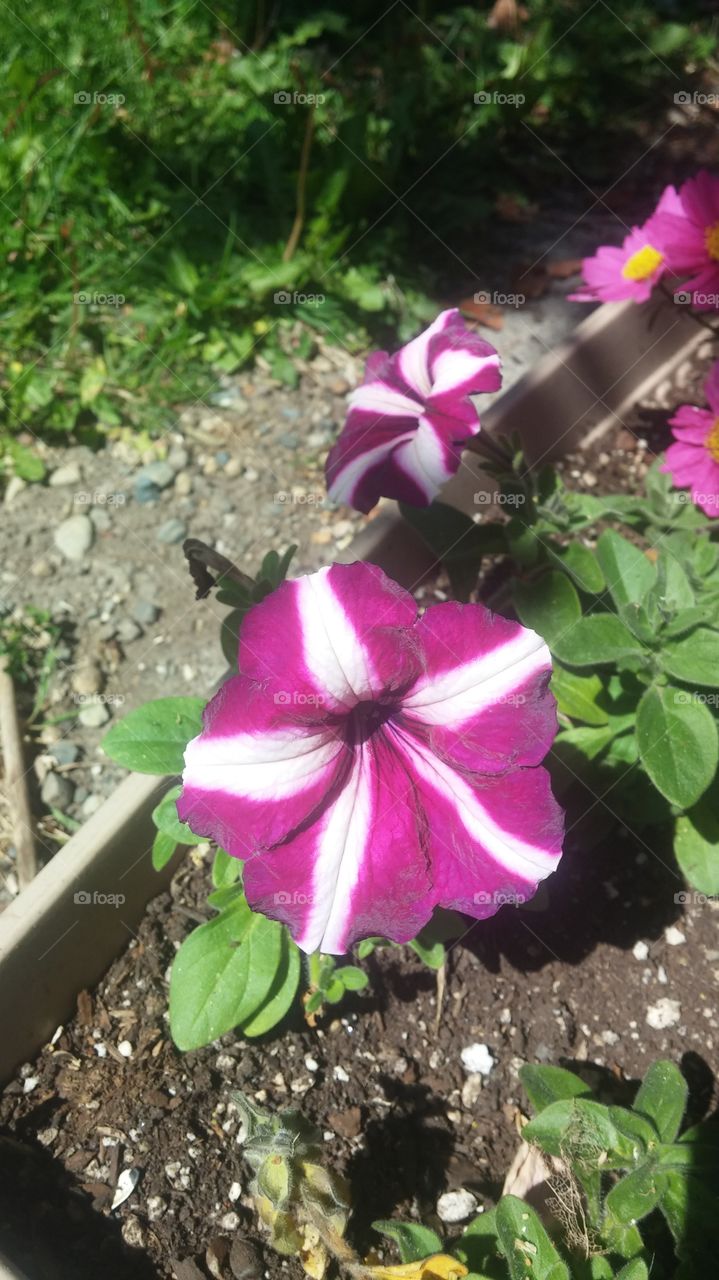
left=705, top=221, right=719, bottom=261
left=622, top=244, right=664, bottom=281
left=707, top=417, right=719, bottom=462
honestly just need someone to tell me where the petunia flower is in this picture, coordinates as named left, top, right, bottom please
left=650, top=170, right=719, bottom=309
left=325, top=309, right=502, bottom=513
left=570, top=185, right=682, bottom=304
left=178, top=562, right=564, bottom=954
left=661, top=359, right=719, bottom=517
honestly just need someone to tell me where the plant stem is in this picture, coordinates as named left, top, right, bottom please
left=307, top=949, right=322, bottom=992
left=282, top=104, right=316, bottom=263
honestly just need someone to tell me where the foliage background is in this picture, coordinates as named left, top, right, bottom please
left=0, top=0, right=715, bottom=461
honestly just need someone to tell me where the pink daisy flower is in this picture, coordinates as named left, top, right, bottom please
left=651, top=170, right=719, bottom=310
left=661, top=360, right=719, bottom=517
left=570, top=185, right=681, bottom=304
left=178, top=562, right=563, bottom=954
left=325, top=309, right=502, bottom=513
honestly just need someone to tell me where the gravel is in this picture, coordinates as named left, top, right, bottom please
left=53, top=515, right=94, bottom=561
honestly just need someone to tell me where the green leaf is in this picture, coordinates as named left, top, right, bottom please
left=495, top=1196, right=569, bottom=1279
left=632, top=1061, right=687, bottom=1143
left=524, top=1099, right=637, bottom=1168
left=674, top=787, right=719, bottom=894
left=547, top=541, right=605, bottom=594
left=4, top=439, right=46, bottom=481
left=552, top=613, right=645, bottom=667
left=79, top=357, right=106, bottom=405
left=596, top=530, right=656, bottom=608
left=334, top=964, right=369, bottom=992
left=550, top=665, right=608, bottom=725
left=661, top=628, right=719, bottom=688
left=239, top=929, right=301, bottom=1037
left=615, top=1260, right=649, bottom=1280
left=636, top=685, right=718, bottom=809
left=152, top=784, right=203, bottom=844
left=151, top=829, right=177, bottom=871
left=372, top=1221, right=443, bottom=1263
left=513, top=572, right=581, bottom=647
left=102, top=697, right=205, bottom=774
left=170, top=898, right=290, bottom=1049
left=212, top=847, right=242, bottom=888
left=409, top=935, right=445, bottom=969
left=520, top=1063, right=592, bottom=1114
left=400, top=502, right=506, bottom=600
left=605, top=1166, right=664, bottom=1225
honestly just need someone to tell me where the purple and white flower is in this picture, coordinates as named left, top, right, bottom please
left=178, top=562, right=563, bottom=954
left=326, top=309, right=502, bottom=513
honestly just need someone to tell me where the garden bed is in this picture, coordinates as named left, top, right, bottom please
left=1, top=296, right=716, bottom=1280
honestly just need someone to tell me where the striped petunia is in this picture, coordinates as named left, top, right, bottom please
left=178, top=562, right=564, bottom=954
left=326, top=309, right=502, bottom=513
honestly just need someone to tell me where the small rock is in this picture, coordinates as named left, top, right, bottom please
left=132, top=600, right=160, bottom=625
left=112, top=1167, right=140, bottom=1210
left=436, top=1189, right=478, bottom=1224
left=71, top=661, right=103, bottom=696
left=89, top=507, right=111, bottom=532
left=460, top=1043, right=495, bottom=1076
left=304, top=1054, right=319, bottom=1073
left=333, top=1065, right=350, bottom=1083
left=41, top=772, right=75, bottom=810
left=632, top=941, right=649, bottom=961
left=134, top=461, right=175, bottom=504
left=228, top=1181, right=242, bottom=1202
left=229, top=1238, right=261, bottom=1280
left=461, top=1074, right=483, bottom=1108
left=214, top=450, right=230, bottom=466
left=157, top=518, right=187, bottom=544
left=646, top=998, right=681, bottom=1030
left=117, top=1040, right=133, bottom=1058
left=37, top=1127, right=59, bottom=1147
left=116, top=619, right=142, bottom=643
left=218, top=1212, right=240, bottom=1232
left=78, top=701, right=110, bottom=728
left=49, top=463, right=81, bottom=487
left=49, top=741, right=80, bottom=766
left=31, top=558, right=52, bottom=577
left=121, top=1215, right=145, bottom=1249
left=147, top=1195, right=167, bottom=1221
left=22, top=1076, right=40, bottom=1095
left=81, top=794, right=103, bottom=819
left=4, top=476, right=26, bottom=505
left=167, top=446, right=189, bottom=472
left=665, top=926, right=686, bottom=946
left=54, top=515, right=94, bottom=562
left=278, top=432, right=299, bottom=450
left=174, top=471, right=193, bottom=497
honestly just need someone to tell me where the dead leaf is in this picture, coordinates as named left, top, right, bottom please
left=458, top=297, right=504, bottom=330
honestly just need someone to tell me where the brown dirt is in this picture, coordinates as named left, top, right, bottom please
left=2, top=336, right=719, bottom=1279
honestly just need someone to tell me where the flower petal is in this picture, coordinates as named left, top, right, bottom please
left=401, top=602, right=555, bottom=771
left=243, top=733, right=433, bottom=953
left=178, top=677, right=343, bottom=856
left=239, top=562, right=420, bottom=712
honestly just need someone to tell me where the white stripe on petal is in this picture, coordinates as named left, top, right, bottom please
left=430, top=347, right=499, bottom=397
left=396, top=311, right=452, bottom=398
left=391, top=728, right=558, bottom=880
left=298, top=569, right=377, bottom=706
left=183, top=729, right=339, bottom=800
left=348, top=381, right=423, bottom=418
left=403, top=628, right=550, bottom=728
left=296, top=753, right=372, bottom=953
left=392, top=416, right=455, bottom=500
left=327, top=435, right=414, bottom=507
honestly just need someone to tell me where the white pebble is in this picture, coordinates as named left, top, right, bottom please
left=219, top=1212, right=240, bottom=1231
left=658, top=965, right=668, bottom=984
left=333, top=1065, right=350, bottom=1083
left=436, top=1189, right=478, bottom=1223
left=111, top=1167, right=140, bottom=1210
left=460, top=1043, right=495, bottom=1076
left=228, top=1182, right=242, bottom=1202
left=665, top=926, right=686, bottom=946
left=632, top=941, right=649, bottom=961
left=94, top=1044, right=107, bottom=1058
left=646, top=998, right=681, bottom=1030
left=304, top=1055, right=319, bottom=1073
left=22, top=1077, right=39, bottom=1095
left=147, top=1195, right=167, bottom=1221
left=118, top=1040, right=133, bottom=1058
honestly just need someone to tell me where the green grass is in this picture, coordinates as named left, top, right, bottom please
left=0, top=0, right=714, bottom=475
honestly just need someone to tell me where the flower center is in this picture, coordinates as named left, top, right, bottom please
left=706, top=221, right=719, bottom=262
left=348, top=699, right=393, bottom=744
left=622, top=244, right=663, bottom=281
left=707, top=417, right=719, bottom=462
